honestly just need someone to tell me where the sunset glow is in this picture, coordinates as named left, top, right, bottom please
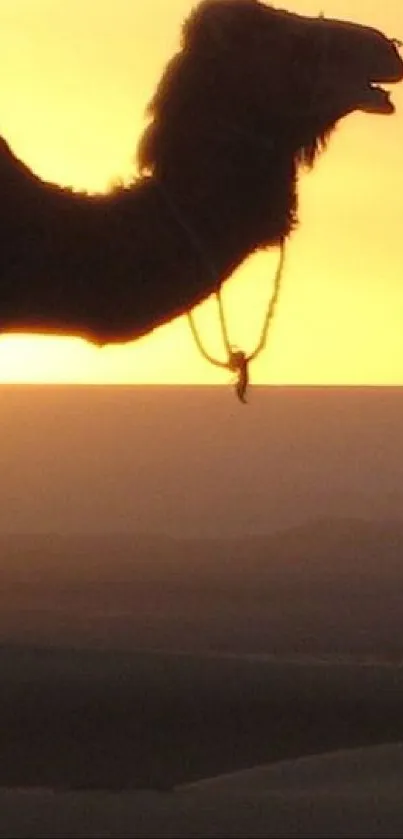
left=0, top=0, right=402, bottom=384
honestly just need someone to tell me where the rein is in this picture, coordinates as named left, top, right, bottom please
left=156, top=179, right=286, bottom=404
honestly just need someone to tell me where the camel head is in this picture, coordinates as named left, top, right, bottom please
left=136, top=0, right=403, bottom=253
left=138, top=0, right=403, bottom=176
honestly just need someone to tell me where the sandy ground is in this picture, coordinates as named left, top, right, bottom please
left=1, top=742, right=403, bottom=838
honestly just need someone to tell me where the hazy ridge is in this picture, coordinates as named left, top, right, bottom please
left=1, top=517, right=403, bottom=657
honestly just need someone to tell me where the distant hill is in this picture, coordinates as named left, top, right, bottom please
left=1, top=519, right=403, bottom=658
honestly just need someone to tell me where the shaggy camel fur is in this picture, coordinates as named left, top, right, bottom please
left=0, top=0, right=402, bottom=345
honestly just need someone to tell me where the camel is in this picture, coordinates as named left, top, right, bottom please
left=0, top=0, right=402, bottom=349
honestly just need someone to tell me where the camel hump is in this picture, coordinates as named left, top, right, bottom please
left=0, top=136, right=19, bottom=170
left=0, top=134, right=41, bottom=187
left=0, top=136, right=13, bottom=156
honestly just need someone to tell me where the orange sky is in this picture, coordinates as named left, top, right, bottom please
left=0, top=0, right=402, bottom=385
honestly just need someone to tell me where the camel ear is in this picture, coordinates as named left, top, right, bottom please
left=182, top=0, right=260, bottom=52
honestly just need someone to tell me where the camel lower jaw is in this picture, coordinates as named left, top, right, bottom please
left=358, top=83, right=395, bottom=114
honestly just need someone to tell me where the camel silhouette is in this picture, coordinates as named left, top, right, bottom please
left=0, top=0, right=402, bottom=346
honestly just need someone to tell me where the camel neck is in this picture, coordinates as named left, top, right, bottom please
left=150, top=131, right=296, bottom=268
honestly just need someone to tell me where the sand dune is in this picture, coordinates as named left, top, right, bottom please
left=1, top=742, right=403, bottom=838
left=183, top=740, right=403, bottom=794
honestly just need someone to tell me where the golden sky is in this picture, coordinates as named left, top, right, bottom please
left=0, top=0, right=402, bottom=384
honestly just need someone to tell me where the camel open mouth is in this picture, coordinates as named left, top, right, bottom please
left=361, top=81, right=395, bottom=114
left=353, top=35, right=403, bottom=115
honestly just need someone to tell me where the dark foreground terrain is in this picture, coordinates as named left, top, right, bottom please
left=2, top=515, right=403, bottom=790
left=2, top=645, right=403, bottom=790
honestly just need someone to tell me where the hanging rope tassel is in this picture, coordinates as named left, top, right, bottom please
left=228, top=350, right=249, bottom=403
left=187, top=239, right=286, bottom=403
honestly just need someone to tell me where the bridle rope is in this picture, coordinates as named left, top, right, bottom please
left=187, top=242, right=285, bottom=366
left=157, top=179, right=286, bottom=403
